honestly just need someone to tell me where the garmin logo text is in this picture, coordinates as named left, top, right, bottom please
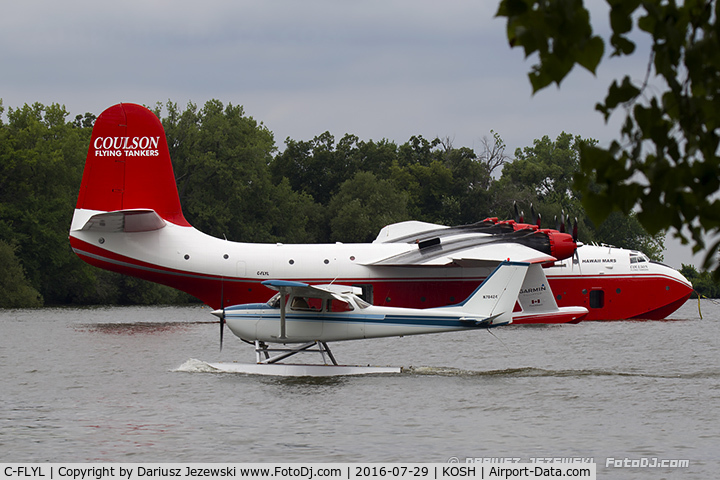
left=521, top=284, right=546, bottom=295
left=94, top=136, right=160, bottom=157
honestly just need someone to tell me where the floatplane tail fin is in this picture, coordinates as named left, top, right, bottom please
left=444, top=261, right=529, bottom=326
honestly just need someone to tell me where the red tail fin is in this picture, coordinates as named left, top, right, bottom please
left=76, top=103, right=190, bottom=226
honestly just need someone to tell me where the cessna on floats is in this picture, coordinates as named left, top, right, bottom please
left=69, top=103, right=692, bottom=325
left=208, top=262, right=563, bottom=375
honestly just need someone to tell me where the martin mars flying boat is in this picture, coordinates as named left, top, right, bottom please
left=69, top=103, right=692, bottom=324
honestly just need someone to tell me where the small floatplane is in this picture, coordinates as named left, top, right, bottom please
left=209, top=261, right=579, bottom=375
left=69, top=103, right=692, bottom=326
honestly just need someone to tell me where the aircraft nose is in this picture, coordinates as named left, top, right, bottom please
left=669, top=265, right=694, bottom=290
left=211, top=309, right=224, bottom=319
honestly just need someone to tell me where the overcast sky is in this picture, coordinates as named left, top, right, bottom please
left=0, top=1, right=707, bottom=268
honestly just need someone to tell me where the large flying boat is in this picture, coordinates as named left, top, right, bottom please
left=69, top=103, right=693, bottom=323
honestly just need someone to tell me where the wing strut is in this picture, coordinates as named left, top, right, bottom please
left=279, top=286, right=288, bottom=340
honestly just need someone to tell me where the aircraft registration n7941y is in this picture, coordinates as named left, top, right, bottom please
left=69, top=103, right=693, bottom=323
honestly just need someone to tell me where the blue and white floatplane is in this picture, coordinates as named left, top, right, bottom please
left=207, top=261, right=582, bottom=376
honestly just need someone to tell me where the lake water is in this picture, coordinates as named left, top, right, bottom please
left=1, top=299, right=718, bottom=479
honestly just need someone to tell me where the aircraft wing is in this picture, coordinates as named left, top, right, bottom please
left=373, top=220, right=449, bottom=243
left=366, top=220, right=564, bottom=266
left=360, top=242, right=556, bottom=267
left=444, top=243, right=556, bottom=267
left=261, top=280, right=361, bottom=299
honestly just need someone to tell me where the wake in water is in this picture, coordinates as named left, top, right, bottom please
left=174, top=358, right=223, bottom=373
left=74, top=321, right=212, bottom=335
left=174, top=359, right=720, bottom=379
left=405, top=365, right=720, bottom=379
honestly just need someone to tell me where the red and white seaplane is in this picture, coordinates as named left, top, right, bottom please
left=69, top=103, right=692, bottom=333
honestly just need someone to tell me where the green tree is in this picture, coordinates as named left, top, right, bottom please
left=351, top=138, right=399, bottom=180
left=497, top=132, right=591, bottom=235
left=680, top=264, right=719, bottom=297
left=271, top=132, right=363, bottom=205
left=390, top=159, right=454, bottom=224
left=496, top=0, right=720, bottom=273
left=387, top=136, right=458, bottom=224
left=506, top=133, right=588, bottom=206
left=595, top=211, right=665, bottom=261
left=437, top=137, right=499, bottom=225
left=0, top=102, right=97, bottom=304
left=161, top=99, right=318, bottom=243
left=0, top=240, right=43, bottom=308
left=328, top=171, right=409, bottom=243
left=496, top=131, right=663, bottom=254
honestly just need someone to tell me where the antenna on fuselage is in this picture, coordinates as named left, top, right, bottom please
left=328, top=260, right=339, bottom=286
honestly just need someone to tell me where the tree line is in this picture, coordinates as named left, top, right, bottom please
left=0, top=98, right=705, bottom=308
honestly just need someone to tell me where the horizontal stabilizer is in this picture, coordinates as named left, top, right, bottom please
left=459, top=313, right=502, bottom=327
left=79, top=209, right=166, bottom=233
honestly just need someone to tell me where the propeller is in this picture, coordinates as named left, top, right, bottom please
left=210, top=303, right=227, bottom=350
left=555, top=210, right=566, bottom=233
left=513, top=201, right=524, bottom=223
left=571, top=217, right=581, bottom=266
left=530, top=203, right=541, bottom=228
left=572, top=217, right=578, bottom=243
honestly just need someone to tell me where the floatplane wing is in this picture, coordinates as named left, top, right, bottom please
left=260, top=280, right=361, bottom=299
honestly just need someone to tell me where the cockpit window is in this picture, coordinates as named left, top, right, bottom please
left=267, top=293, right=369, bottom=311
left=290, top=296, right=323, bottom=311
left=629, top=251, right=649, bottom=264
left=267, top=293, right=282, bottom=308
left=327, top=299, right=354, bottom=312
left=354, top=297, right=371, bottom=309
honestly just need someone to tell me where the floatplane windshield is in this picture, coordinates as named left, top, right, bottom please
left=69, top=103, right=692, bottom=331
